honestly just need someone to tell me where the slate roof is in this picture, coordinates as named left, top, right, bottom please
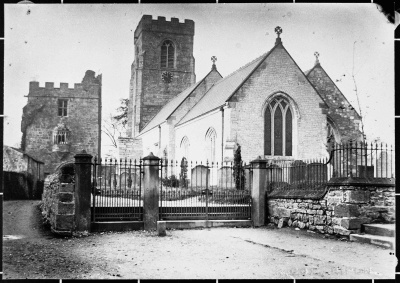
left=140, top=75, right=207, bottom=134
left=177, top=50, right=273, bottom=126
left=305, top=63, right=361, bottom=120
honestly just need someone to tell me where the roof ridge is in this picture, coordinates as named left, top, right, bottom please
left=211, top=52, right=267, bottom=87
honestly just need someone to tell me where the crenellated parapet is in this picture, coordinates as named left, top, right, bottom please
left=22, top=70, right=102, bottom=174
left=134, top=15, right=194, bottom=40
left=28, top=70, right=102, bottom=98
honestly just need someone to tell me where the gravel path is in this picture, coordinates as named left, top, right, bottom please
left=3, top=200, right=396, bottom=279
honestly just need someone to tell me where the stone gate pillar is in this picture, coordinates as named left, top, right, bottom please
left=250, top=156, right=268, bottom=227
left=74, top=150, right=93, bottom=232
left=142, top=152, right=160, bottom=231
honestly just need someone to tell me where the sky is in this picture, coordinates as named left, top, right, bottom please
left=4, top=3, right=394, bottom=152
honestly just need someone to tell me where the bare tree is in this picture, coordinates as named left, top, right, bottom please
left=102, top=99, right=129, bottom=148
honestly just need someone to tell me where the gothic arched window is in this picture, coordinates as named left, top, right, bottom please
left=53, top=123, right=71, bottom=145
left=264, top=96, right=292, bottom=156
left=326, top=119, right=340, bottom=152
left=205, top=128, right=217, bottom=163
left=161, top=40, right=175, bottom=68
left=180, top=136, right=190, bottom=160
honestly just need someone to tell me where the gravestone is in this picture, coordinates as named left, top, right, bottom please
left=218, top=166, right=234, bottom=189
left=191, top=165, right=209, bottom=188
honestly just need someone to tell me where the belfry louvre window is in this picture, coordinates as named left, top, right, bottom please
left=161, top=40, right=175, bottom=68
left=264, top=96, right=292, bottom=156
left=58, top=99, right=68, bottom=117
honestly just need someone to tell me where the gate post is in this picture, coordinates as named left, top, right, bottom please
left=250, top=156, right=268, bottom=227
left=74, top=150, right=93, bottom=232
left=142, top=152, right=160, bottom=231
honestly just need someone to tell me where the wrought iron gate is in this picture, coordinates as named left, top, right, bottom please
left=159, top=159, right=252, bottom=220
left=91, top=157, right=143, bottom=222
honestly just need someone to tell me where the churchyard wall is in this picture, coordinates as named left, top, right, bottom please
left=267, top=185, right=395, bottom=236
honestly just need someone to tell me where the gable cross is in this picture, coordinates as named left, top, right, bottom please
left=275, top=26, right=282, bottom=38
left=314, top=51, right=320, bottom=64
left=211, top=56, right=217, bottom=70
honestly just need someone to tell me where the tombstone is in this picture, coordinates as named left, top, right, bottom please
left=358, top=165, right=374, bottom=178
left=306, top=163, right=328, bottom=184
left=376, top=151, right=391, bottom=178
left=218, top=166, right=235, bottom=189
left=264, top=164, right=283, bottom=192
left=244, top=164, right=252, bottom=191
left=289, top=160, right=306, bottom=184
left=191, top=165, right=210, bottom=189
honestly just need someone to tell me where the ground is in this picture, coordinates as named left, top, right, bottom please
left=2, top=200, right=396, bottom=279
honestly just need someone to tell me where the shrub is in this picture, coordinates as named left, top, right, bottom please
left=162, top=175, right=180, bottom=188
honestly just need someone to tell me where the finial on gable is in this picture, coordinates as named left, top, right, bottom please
left=211, top=56, right=217, bottom=70
left=314, top=51, right=320, bottom=66
left=275, top=26, right=282, bottom=45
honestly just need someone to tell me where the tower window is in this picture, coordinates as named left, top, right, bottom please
left=161, top=40, right=175, bottom=68
left=53, top=123, right=71, bottom=145
left=264, top=96, right=292, bottom=156
left=58, top=99, right=68, bottom=117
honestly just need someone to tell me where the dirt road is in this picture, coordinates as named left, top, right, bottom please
left=2, top=200, right=396, bottom=279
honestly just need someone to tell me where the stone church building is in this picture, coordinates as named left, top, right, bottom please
left=118, top=15, right=362, bottom=164
left=21, top=70, right=102, bottom=175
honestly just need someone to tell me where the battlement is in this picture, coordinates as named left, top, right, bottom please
left=28, top=70, right=101, bottom=93
left=29, top=81, right=92, bottom=92
left=134, top=15, right=194, bottom=39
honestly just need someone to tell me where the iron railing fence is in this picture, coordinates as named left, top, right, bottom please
left=331, top=142, right=394, bottom=178
left=264, top=158, right=332, bottom=192
left=159, top=159, right=252, bottom=220
left=265, top=142, right=394, bottom=192
left=91, top=157, right=143, bottom=222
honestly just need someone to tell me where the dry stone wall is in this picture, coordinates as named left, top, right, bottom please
left=267, top=185, right=395, bottom=236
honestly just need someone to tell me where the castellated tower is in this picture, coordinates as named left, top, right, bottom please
left=21, top=70, right=102, bottom=175
left=127, top=15, right=196, bottom=137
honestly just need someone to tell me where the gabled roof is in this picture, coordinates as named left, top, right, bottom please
left=140, top=69, right=221, bottom=135
left=306, top=63, right=361, bottom=120
left=3, top=145, right=44, bottom=164
left=177, top=48, right=275, bottom=126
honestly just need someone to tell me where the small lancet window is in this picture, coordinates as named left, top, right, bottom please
left=161, top=40, right=175, bottom=68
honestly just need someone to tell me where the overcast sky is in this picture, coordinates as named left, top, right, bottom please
left=4, top=3, right=394, bottom=150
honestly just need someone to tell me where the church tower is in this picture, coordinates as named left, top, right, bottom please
left=127, top=15, right=196, bottom=137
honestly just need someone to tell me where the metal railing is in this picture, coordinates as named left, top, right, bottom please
left=91, top=157, right=143, bottom=221
left=265, top=142, right=395, bottom=192
left=331, top=142, right=394, bottom=178
left=264, top=158, right=331, bottom=192
left=159, top=159, right=252, bottom=220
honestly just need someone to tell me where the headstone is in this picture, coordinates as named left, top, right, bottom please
left=191, top=165, right=209, bottom=189
left=218, top=166, right=234, bottom=189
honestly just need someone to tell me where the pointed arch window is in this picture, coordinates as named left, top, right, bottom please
left=205, top=128, right=217, bottom=163
left=161, top=40, right=175, bottom=68
left=180, top=136, right=190, bottom=160
left=264, top=96, right=292, bottom=156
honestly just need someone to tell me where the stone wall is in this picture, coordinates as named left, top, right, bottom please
left=229, top=44, right=329, bottom=161
left=3, top=145, right=45, bottom=199
left=21, top=70, right=101, bottom=174
left=267, top=184, right=395, bottom=236
left=41, top=172, right=75, bottom=235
